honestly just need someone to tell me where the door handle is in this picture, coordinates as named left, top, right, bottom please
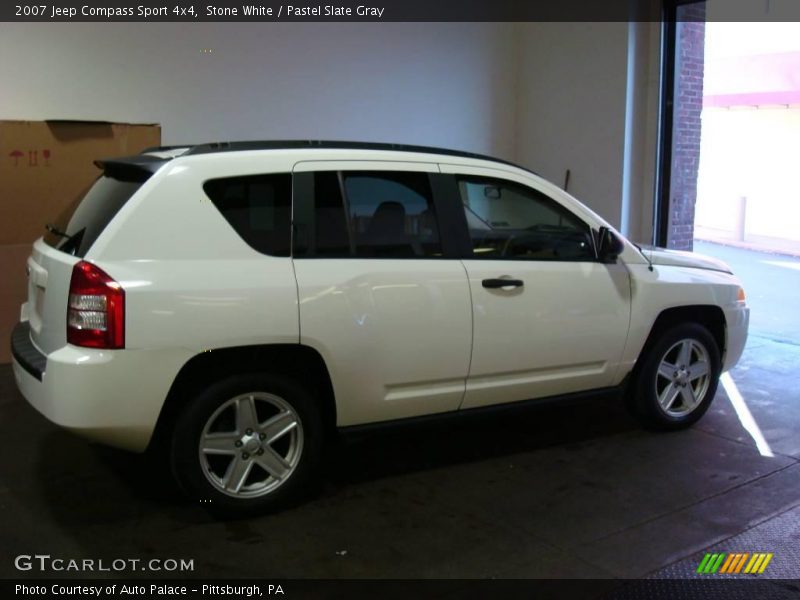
left=482, top=278, right=524, bottom=289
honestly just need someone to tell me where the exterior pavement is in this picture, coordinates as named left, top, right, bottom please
left=694, top=240, right=800, bottom=343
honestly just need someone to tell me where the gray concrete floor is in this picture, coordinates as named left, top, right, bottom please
left=1, top=336, right=799, bottom=580
left=1, top=243, right=798, bottom=580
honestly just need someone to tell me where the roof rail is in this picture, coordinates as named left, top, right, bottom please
left=177, top=140, right=536, bottom=175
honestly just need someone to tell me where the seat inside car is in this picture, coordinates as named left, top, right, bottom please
left=361, top=201, right=420, bottom=257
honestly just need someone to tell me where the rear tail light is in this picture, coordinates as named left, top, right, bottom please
left=67, top=261, right=125, bottom=349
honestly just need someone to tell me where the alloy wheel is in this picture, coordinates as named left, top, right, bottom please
left=654, top=338, right=712, bottom=418
left=198, top=392, right=304, bottom=498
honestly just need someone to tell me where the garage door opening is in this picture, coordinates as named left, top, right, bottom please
left=657, top=1, right=800, bottom=466
left=695, top=22, right=800, bottom=258
left=694, top=20, right=800, bottom=344
left=659, top=3, right=800, bottom=344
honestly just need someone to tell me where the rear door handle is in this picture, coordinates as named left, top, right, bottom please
left=482, top=278, right=524, bottom=289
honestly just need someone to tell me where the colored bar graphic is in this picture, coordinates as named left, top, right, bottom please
left=719, top=553, right=739, bottom=573
left=759, top=554, right=773, bottom=573
left=733, top=553, right=749, bottom=573
left=697, top=552, right=772, bottom=574
left=711, top=554, right=726, bottom=573
left=719, top=553, right=736, bottom=573
left=748, top=554, right=765, bottom=574
left=696, top=554, right=712, bottom=573
left=721, top=553, right=746, bottom=574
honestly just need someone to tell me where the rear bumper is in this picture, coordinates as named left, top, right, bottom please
left=11, top=322, right=46, bottom=381
left=11, top=321, right=191, bottom=452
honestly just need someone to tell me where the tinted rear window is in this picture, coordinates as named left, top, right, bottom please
left=203, top=173, right=292, bottom=257
left=44, top=176, right=143, bottom=257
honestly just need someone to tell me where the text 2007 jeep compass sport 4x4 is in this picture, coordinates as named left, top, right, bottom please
left=11, top=141, right=749, bottom=516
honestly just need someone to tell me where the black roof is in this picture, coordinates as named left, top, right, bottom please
left=100, top=140, right=536, bottom=180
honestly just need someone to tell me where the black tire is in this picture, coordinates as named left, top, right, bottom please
left=170, top=373, right=324, bottom=518
left=627, top=322, right=722, bottom=431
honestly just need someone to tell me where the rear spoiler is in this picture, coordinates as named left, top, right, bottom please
left=94, top=154, right=169, bottom=182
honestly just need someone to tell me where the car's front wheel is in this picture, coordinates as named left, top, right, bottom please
left=170, top=373, right=323, bottom=517
left=628, top=322, right=722, bottom=430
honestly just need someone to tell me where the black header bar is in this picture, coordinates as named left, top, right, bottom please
left=4, top=0, right=800, bottom=22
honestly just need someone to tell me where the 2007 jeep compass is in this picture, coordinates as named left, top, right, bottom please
left=11, top=141, right=749, bottom=516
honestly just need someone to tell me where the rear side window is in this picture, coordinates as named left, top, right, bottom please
left=297, top=170, right=442, bottom=258
left=44, top=176, right=143, bottom=258
left=203, top=173, right=292, bottom=257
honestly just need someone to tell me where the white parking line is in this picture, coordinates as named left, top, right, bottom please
left=720, top=372, right=774, bottom=458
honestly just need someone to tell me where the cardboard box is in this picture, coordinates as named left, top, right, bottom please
left=1, top=120, right=161, bottom=363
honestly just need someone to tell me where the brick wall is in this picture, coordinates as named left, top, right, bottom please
left=668, top=5, right=706, bottom=251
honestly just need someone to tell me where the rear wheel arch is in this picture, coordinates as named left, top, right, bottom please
left=147, top=344, right=337, bottom=454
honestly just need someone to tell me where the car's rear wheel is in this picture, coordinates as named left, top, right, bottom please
left=628, top=322, right=721, bottom=430
left=170, top=373, right=323, bottom=517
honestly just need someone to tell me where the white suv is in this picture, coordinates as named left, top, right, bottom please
left=11, top=141, right=749, bottom=516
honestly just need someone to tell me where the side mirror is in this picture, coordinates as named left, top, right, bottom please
left=597, top=226, right=624, bottom=264
left=484, top=186, right=501, bottom=199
